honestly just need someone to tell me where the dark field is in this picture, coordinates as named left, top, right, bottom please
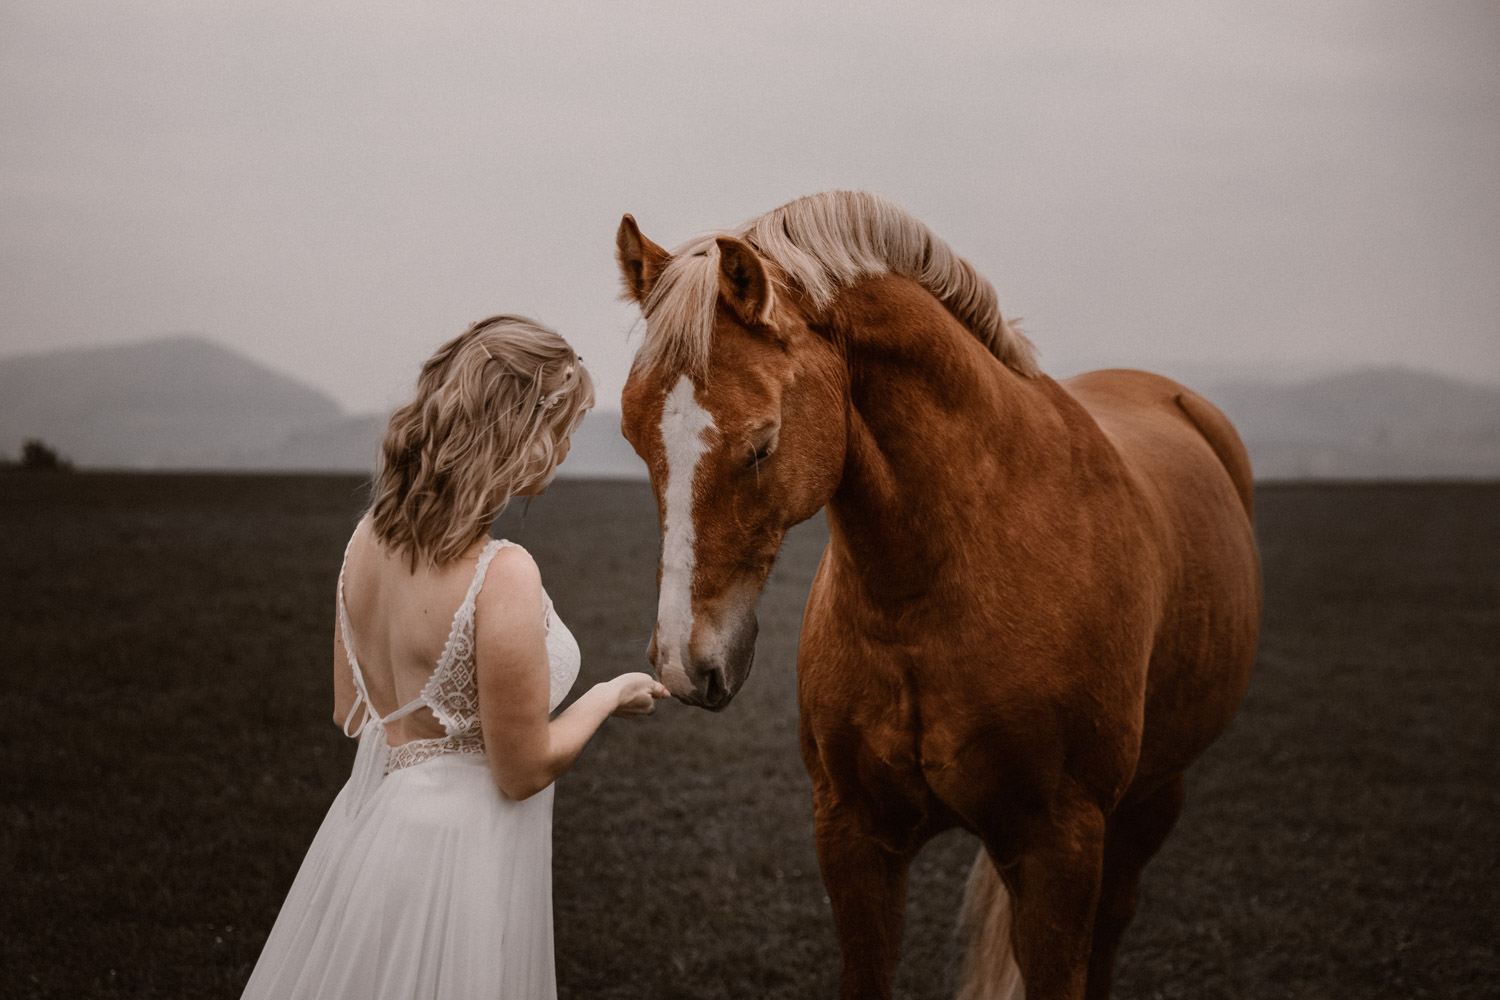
left=1, top=473, right=1496, bottom=999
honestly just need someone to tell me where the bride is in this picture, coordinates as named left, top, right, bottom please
left=241, top=315, right=669, bottom=999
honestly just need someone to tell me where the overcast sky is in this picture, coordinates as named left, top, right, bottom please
left=3, top=1, right=1497, bottom=413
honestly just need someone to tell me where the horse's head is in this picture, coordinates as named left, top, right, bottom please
left=616, top=215, right=846, bottom=710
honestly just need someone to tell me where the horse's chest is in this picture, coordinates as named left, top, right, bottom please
left=800, top=663, right=929, bottom=790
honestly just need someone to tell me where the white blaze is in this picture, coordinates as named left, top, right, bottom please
left=657, top=374, right=716, bottom=696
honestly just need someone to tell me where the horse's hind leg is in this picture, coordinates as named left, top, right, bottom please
left=1084, top=775, right=1186, bottom=1000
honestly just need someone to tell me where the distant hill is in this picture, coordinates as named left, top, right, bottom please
left=274, top=414, right=384, bottom=472
left=271, top=408, right=643, bottom=478
left=0, top=335, right=643, bottom=477
left=0, top=335, right=341, bottom=468
left=1201, top=367, right=1500, bottom=479
left=560, top=410, right=645, bottom=479
left=2, top=337, right=1494, bottom=479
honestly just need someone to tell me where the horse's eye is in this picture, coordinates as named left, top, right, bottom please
left=746, top=433, right=778, bottom=468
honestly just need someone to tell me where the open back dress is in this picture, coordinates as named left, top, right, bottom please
left=241, top=534, right=581, bottom=1000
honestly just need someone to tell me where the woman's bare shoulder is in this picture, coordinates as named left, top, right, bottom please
left=489, top=540, right=540, bottom=584
left=477, top=542, right=545, bottom=630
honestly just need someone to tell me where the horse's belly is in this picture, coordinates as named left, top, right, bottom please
left=1127, top=511, right=1261, bottom=793
left=1142, top=599, right=1259, bottom=783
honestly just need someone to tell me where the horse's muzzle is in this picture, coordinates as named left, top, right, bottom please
left=651, top=613, right=758, bottom=712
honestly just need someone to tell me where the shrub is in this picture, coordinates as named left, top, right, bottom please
left=20, top=438, right=72, bottom=471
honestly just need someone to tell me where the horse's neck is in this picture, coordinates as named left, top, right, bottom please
left=825, top=280, right=1075, bottom=596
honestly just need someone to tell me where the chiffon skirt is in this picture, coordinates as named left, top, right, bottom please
left=241, top=747, right=556, bottom=1000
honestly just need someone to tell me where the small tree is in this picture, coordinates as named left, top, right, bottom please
left=20, top=439, right=71, bottom=471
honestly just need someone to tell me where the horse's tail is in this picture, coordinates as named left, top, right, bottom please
left=956, top=846, right=1025, bottom=1000
left=1174, top=389, right=1255, bottom=520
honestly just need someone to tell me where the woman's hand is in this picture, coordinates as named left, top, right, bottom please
left=608, top=672, right=672, bottom=718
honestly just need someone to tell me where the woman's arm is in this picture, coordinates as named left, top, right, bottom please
left=475, top=546, right=667, bottom=800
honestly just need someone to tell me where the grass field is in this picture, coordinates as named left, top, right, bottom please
left=1, top=473, right=1496, bottom=999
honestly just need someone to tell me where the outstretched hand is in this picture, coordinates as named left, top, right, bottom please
left=609, top=672, right=672, bottom=718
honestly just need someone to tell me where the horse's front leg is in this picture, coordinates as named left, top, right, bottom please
left=999, top=796, right=1109, bottom=1000
left=813, top=799, right=919, bottom=1000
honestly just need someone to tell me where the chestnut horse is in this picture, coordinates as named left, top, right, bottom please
left=616, top=191, right=1260, bottom=1000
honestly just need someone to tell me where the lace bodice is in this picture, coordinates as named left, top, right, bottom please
left=337, top=535, right=581, bottom=782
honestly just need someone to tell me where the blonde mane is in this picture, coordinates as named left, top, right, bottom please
left=634, top=190, right=1039, bottom=377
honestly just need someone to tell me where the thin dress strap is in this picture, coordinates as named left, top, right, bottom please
left=336, top=526, right=377, bottom=738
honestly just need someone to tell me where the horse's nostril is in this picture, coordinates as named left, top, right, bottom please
left=705, top=666, right=727, bottom=704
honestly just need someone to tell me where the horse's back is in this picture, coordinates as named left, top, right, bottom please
left=1061, top=367, right=1254, bottom=521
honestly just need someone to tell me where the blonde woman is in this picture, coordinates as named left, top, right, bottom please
left=242, top=316, right=668, bottom=999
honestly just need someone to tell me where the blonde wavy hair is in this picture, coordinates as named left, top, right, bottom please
left=369, top=315, right=594, bottom=569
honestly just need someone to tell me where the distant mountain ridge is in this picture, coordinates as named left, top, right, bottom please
left=1203, top=367, right=1500, bottom=479
left=0, top=335, right=341, bottom=468
left=272, top=411, right=644, bottom=478
left=0, top=335, right=643, bottom=477
left=1, top=336, right=1496, bottom=479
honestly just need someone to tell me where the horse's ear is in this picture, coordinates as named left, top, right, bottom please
left=715, top=237, right=774, bottom=326
left=616, top=215, right=670, bottom=304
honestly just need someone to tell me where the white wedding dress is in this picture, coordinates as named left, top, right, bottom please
left=242, top=536, right=580, bottom=1000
